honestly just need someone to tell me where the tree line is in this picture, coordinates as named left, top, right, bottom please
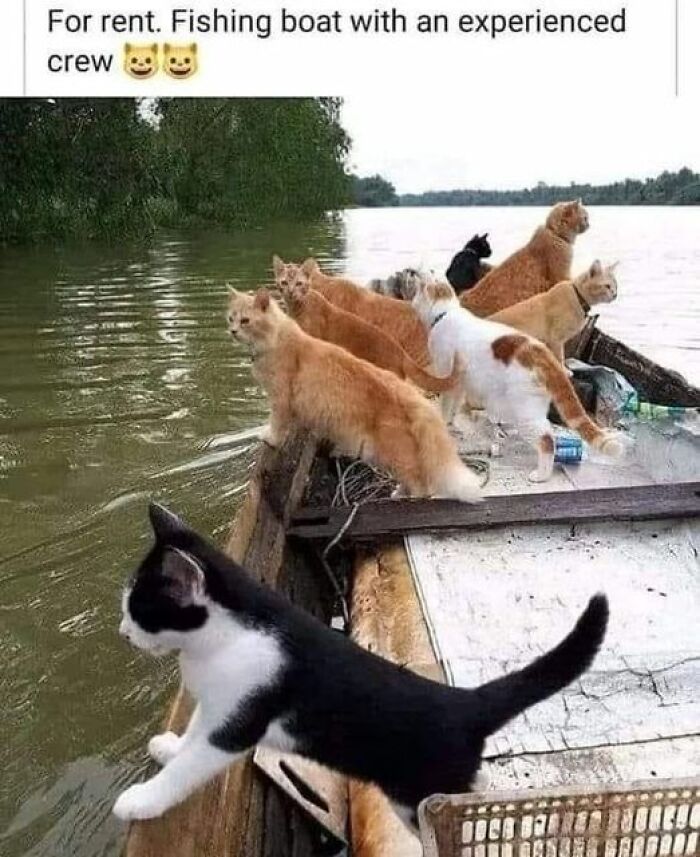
left=397, top=169, right=700, bottom=207
left=0, top=98, right=351, bottom=244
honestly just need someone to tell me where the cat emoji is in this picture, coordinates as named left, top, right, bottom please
left=123, top=43, right=159, bottom=80
left=163, top=43, right=198, bottom=79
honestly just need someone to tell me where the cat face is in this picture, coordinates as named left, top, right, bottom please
left=163, top=43, right=198, bottom=79
left=123, top=43, right=158, bottom=79
left=119, top=505, right=209, bottom=656
left=465, top=233, right=492, bottom=258
left=395, top=268, right=432, bottom=301
left=578, top=260, right=619, bottom=305
left=272, top=255, right=318, bottom=295
left=548, top=199, right=590, bottom=236
left=227, top=288, right=280, bottom=347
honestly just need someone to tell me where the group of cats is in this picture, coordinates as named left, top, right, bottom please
left=230, top=199, right=623, bottom=492
left=113, top=200, right=614, bottom=836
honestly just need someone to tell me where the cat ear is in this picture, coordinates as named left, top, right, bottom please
left=125, top=42, right=132, bottom=51
left=589, top=259, right=603, bottom=276
left=608, top=261, right=620, bottom=272
left=149, top=502, right=187, bottom=543
left=300, top=258, right=317, bottom=276
left=482, top=233, right=489, bottom=240
left=272, top=255, right=284, bottom=276
left=227, top=283, right=239, bottom=296
left=163, top=43, right=171, bottom=53
left=190, top=43, right=198, bottom=53
left=151, top=43, right=158, bottom=53
left=254, top=289, right=271, bottom=311
left=162, top=548, right=205, bottom=606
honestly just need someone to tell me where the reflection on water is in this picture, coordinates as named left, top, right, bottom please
left=0, top=207, right=697, bottom=856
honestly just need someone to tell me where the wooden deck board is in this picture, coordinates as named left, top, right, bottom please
left=348, top=544, right=444, bottom=857
left=289, top=481, right=700, bottom=542
left=405, top=516, right=700, bottom=764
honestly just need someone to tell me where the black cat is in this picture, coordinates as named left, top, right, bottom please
left=114, top=503, right=609, bottom=831
left=446, top=233, right=493, bottom=294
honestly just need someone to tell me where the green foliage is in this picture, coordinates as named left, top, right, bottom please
left=351, top=174, right=399, bottom=207
left=0, top=99, right=157, bottom=243
left=399, top=168, right=700, bottom=208
left=0, top=98, right=351, bottom=244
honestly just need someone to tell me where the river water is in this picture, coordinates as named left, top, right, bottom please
left=1, top=207, right=698, bottom=856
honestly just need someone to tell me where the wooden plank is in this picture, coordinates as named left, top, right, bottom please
left=348, top=544, right=443, bottom=857
left=125, top=433, right=326, bottom=857
left=580, top=326, right=700, bottom=407
left=289, top=481, right=700, bottom=543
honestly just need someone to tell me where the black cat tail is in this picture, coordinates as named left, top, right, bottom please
left=473, top=594, right=609, bottom=736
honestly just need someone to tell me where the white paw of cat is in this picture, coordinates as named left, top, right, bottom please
left=528, top=469, right=549, bottom=483
left=148, top=731, right=182, bottom=766
left=113, top=783, right=168, bottom=821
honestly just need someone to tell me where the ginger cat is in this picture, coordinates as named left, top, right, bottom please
left=272, top=256, right=431, bottom=367
left=492, top=260, right=619, bottom=363
left=461, top=201, right=590, bottom=317
left=413, top=280, right=623, bottom=483
left=278, top=278, right=458, bottom=393
left=227, top=289, right=482, bottom=502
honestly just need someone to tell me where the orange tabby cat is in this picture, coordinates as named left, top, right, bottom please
left=461, top=200, right=590, bottom=317
left=277, top=278, right=458, bottom=393
left=492, top=261, right=619, bottom=363
left=272, top=256, right=431, bottom=367
left=227, top=288, right=482, bottom=502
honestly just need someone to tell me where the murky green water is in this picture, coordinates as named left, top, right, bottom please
left=1, top=207, right=698, bottom=857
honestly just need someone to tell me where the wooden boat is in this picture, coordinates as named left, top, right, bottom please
left=124, top=322, right=700, bottom=857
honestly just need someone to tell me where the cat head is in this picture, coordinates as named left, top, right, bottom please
left=227, top=287, right=284, bottom=348
left=394, top=267, right=432, bottom=301
left=272, top=256, right=318, bottom=293
left=576, top=260, right=619, bottom=305
left=119, top=504, right=211, bottom=655
left=465, top=233, right=492, bottom=258
left=547, top=199, right=590, bottom=238
left=123, top=43, right=159, bottom=79
left=163, top=43, right=198, bottom=79
left=412, top=277, right=458, bottom=322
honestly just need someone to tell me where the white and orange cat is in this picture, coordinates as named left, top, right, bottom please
left=272, top=256, right=431, bottom=367
left=492, top=260, right=619, bottom=363
left=413, top=280, right=623, bottom=482
left=227, top=288, right=482, bottom=502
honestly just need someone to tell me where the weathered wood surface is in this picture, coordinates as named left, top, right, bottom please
left=577, top=324, right=700, bottom=407
left=348, top=544, right=442, bottom=857
left=405, top=516, right=700, bottom=760
left=125, top=433, right=326, bottom=857
left=289, top=481, right=700, bottom=543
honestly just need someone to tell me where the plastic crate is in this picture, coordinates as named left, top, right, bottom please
left=419, top=780, right=700, bottom=857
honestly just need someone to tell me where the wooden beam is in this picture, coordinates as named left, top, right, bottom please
left=289, top=481, right=700, bottom=543
left=579, top=326, right=700, bottom=408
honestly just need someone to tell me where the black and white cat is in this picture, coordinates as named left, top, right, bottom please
left=114, top=503, right=609, bottom=827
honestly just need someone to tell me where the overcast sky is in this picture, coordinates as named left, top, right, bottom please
left=342, top=95, right=700, bottom=195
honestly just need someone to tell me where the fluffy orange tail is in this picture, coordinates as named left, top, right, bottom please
left=403, top=354, right=460, bottom=393
left=505, top=336, right=622, bottom=455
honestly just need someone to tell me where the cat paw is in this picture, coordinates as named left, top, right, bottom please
left=113, top=783, right=168, bottom=821
left=528, top=469, right=550, bottom=483
left=148, top=731, right=182, bottom=766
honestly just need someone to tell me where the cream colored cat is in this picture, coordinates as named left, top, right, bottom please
left=227, top=288, right=482, bottom=502
left=492, top=261, right=619, bottom=362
